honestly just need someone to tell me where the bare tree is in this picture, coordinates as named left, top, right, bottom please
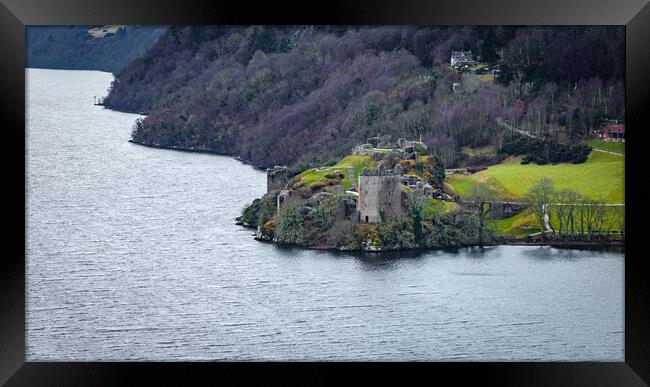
left=468, top=182, right=496, bottom=246
left=563, top=190, right=581, bottom=238
left=553, top=193, right=567, bottom=237
left=617, top=206, right=625, bottom=238
left=525, top=177, right=555, bottom=233
left=553, top=189, right=581, bottom=238
left=581, top=198, right=608, bottom=239
left=591, top=201, right=615, bottom=237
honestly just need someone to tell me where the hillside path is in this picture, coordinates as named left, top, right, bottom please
left=591, top=148, right=624, bottom=156
left=496, top=117, right=539, bottom=139
left=347, top=166, right=356, bottom=190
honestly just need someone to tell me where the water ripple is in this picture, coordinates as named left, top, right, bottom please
left=25, top=69, right=624, bottom=362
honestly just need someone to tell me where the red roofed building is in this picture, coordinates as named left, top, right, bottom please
left=601, top=123, right=625, bottom=141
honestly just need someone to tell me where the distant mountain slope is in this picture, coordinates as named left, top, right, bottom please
left=102, top=26, right=624, bottom=169
left=27, top=26, right=167, bottom=74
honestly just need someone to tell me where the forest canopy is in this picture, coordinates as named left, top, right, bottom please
left=102, top=26, right=624, bottom=169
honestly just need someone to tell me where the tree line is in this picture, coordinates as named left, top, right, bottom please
left=525, top=177, right=624, bottom=239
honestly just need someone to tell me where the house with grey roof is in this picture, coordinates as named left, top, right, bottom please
left=450, top=50, right=477, bottom=68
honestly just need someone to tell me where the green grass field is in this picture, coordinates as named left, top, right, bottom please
left=423, top=198, right=459, bottom=219
left=447, top=151, right=624, bottom=203
left=486, top=205, right=624, bottom=239
left=487, top=210, right=538, bottom=238
left=334, top=155, right=374, bottom=183
left=587, top=141, right=625, bottom=154
left=299, top=168, right=345, bottom=184
left=469, top=150, right=625, bottom=238
left=297, top=155, right=374, bottom=190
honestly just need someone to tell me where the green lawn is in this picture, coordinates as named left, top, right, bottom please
left=447, top=151, right=624, bottom=203
left=297, top=155, right=374, bottom=191
left=299, top=167, right=348, bottom=188
left=486, top=204, right=624, bottom=239
left=446, top=174, right=517, bottom=200
left=587, top=141, right=625, bottom=154
left=335, top=155, right=374, bottom=183
left=487, top=210, right=538, bottom=238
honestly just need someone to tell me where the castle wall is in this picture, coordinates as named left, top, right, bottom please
left=459, top=200, right=529, bottom=219
left=267, top=166, right=288, bottom=193
left=358, top=174, right=402, bottom=223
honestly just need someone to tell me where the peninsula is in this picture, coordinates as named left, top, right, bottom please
left=237, top=135, right=624, bottom=251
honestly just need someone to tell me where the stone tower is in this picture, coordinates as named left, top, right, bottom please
left=357, top=162, right=402, bottom=223
left=267, top=165, right=288, bottom=193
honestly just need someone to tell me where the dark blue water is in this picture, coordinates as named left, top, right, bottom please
left=26, top=69, right=624, bottom=361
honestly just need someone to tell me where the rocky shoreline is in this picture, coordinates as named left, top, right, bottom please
left=236, top=217, right=623, bottom=252
left=128, top=139, right=268, bottom=171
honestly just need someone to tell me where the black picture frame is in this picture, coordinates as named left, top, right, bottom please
left=1, top=0, right=649, bottom=385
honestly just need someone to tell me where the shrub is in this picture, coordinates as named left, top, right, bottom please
left=288, top=162, right=311, bottom=178
left=422, top=210, right=481, bottom=248
left=241, top=192, right=277, bottom=226
left=324, top=173, right=338, bottom=179
left=259, top=220, right=275, bottom=239
left=399, top=160, right=412, bottom=173
left=313, top=195, right=339, bottom=229
left=503, top=137, right=589, bottom=165
left=423, top=154, right=445, bottom=187
left=354, top=224, right=380, bottom=250
left=415, top=159, right=425, bottom=175
left=377, top=219, right=416, bottom=250
left=310, top=182, right=327, bottom=192
left=326, top=220, right=355, bottom=248
left=275, top=200, right=304, bottom=245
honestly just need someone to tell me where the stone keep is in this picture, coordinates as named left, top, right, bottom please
left=357, top=163, right=402, bottom=223
left=267, top=165, right=288, bottom=193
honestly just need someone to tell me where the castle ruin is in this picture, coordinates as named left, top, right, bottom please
left=267, top=165, right=288, bottom=193
left=357, top=161, right=402, bottom=223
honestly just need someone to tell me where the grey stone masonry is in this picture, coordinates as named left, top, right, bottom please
left=267, top=165, right=288, bottom=193
left=367, top=137, right=380, bottom=148
left=357, top=162, right=402, bottom=223
left=277, top=190, right=290, bottom=213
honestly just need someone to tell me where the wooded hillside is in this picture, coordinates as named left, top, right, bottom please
left=102, top=26, right=624, bottom=169
left=27, top=26, right=167, bottom=73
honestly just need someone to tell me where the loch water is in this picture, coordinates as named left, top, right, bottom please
left=26, top=69, right=624, bottom=361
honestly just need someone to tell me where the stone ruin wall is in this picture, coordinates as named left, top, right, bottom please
left=267, top=166, right=288, bottom=193
left=357, top=174, right=402, bottom=223
left=459, top=200, right=529, bottom=219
